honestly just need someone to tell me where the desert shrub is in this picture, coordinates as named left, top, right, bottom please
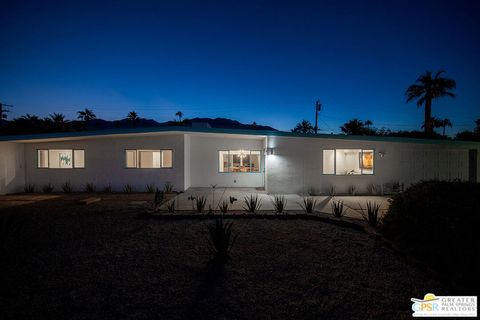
left=62, top=181, right=73, bottom=193
left=300, top=197, right=317, bottom=213
left=382, top=181, right=480, bottom=292
left=166, top=200, right=176, bottom=213
left=123, top=184, right=133, bottom=194
left=84, top=182, right=96, bottom=193
left=24, top=184, right=35, bottom=193
left=243, top=194, right=262, bottom=213
left=102, top=184, right=113, bottom=193
left=164, top=181, right=174, bottom=193
left=42, top=183, right=54, bottom=194
left=207, top=219, right=237, bottom=262
left=195, top=195, right=207, bottom=213
left=218, top=200, right=229, bottom=214
left=331, top=200, right=345, bottom=217
left=360, top=201, right=381, bottom=227
left=272, top=195, right=287, bottom=214
left=146, top=184, right=155, bottom=193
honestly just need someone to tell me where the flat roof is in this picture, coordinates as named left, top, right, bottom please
left=0, top=126, right=479, bottom=146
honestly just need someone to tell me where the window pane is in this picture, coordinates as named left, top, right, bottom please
left=251, top=151, right=260, bottom=172
left=322, top=150, right=335, bottom=174
left=126, top=150, right=136, bottom=168
left=49, top=150, right=73, bottom=168
left=361, top=150, right=374, bottom=174
left=139, top=150, right=161, bottom=168
left=335, top=149, right=361, bottom=175
left=219, top=151, right=229, bottom=172
left=38, top=150, right=49, bottom=168
left=74, top=150, right=85, bottom=168
left=162, top=150, right=173, bottom=168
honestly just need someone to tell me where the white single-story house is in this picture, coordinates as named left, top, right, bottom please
left=0, top=126, right=479, bottom=195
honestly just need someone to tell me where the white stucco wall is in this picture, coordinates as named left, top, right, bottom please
left=266, top=136, right=477, bottom=194
left=23, top=134, right=185, bottom=192
left=184, top=134, right=191, bottom=190
left=189, top=135, right=265, bottom=188
left=0, top=142, right=25, bottom=194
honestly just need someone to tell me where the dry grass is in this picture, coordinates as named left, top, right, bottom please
left=0, top=194, right=447, bottom=319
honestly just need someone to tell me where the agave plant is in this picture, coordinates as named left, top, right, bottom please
left=272, top=195, right=287, bottom=214
left=348, top=185, right=357, bottom=196
left=300, top=197, right=317, bottom=213
left=331, top=200, right=345, bottom=217
left=164, top=181, right=174, bottom=193
left=243, top=194, right=262, bottom=213
left=154, top=188, right=164, bottom=210
left=218, top=200, right=229, bottom=214
left=360, top=201, right=382, bottom=228
left=166, top=199, right=176, bottom=213
left=24, top=184, right=35, bottom=193
left=145, top=183, right=155, bottom=193
left=62, top=181, right=73, bottom=193
left=123, top=184, right=133, bottom=194
left=84, top=182, right=96, bottom=193
left=102, top=184, right=113, bottom=193
left=207, top=219, right=238, bottom=262
left=195, top=195, right=207, bottom=213
left=42, top=183, right=54, bottom=194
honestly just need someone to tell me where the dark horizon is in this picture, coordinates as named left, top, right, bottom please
left=1, top=0, right=479, bottom=134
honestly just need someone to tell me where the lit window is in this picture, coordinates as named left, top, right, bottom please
left=139, top=150, right=161, bottom=168
left=162, top=150, right=173, bottom=168
left=322, top=149, right=335, bottom=174
left=37, top=149, right=85, bottom=169
left=126, top=150, right=136, bottom=168
left=38, top=150, right=49, bottom=168
left=323, top=149, right=374, bottom=175
left=218, top=150, right=261, bottom=173
left=125, top=149, right=173, bottom=168
left=74, top=150, right=85, bottom=168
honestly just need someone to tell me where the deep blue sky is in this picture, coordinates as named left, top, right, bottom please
left=1, top=0, right=479, bottom=134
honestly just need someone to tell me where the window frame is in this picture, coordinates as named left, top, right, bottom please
left=322, top=148, right=375, bottom=176
left=218, top=150, right=262, bottom=173
left=36, top=149, right=85, bottom=169
left=124, top=149, right=174, bottom=169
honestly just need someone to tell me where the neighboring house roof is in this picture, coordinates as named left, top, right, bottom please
left=0, top=126, right=479, bottom=146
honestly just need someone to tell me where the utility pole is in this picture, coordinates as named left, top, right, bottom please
left=314, top=100, right=322, bottom=134
left=0, top=102, right=13, bottom=127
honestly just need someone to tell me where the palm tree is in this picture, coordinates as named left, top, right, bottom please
left=340, top=118, right=375, bottom=135
left=292, top=120, right=315, bottom=134
left=406, top=71, right=456, bottom=135
left=438, top=118, right=452, bottom=136
left=175, top=111, right=183, bottom=122
left=127, top=111, right=139, bottom=124
left=77, top=108, right=96, bottom=126
left=49, top=113, right=68, bottom=131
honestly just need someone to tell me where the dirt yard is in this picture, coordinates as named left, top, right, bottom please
left=0, top=194, right=448, bottom=319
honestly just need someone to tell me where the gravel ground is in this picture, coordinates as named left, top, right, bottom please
left=0, top=194, right=448, bottom=319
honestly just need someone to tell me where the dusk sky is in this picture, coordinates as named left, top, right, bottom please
left=1, top=0, right=479, bottom=134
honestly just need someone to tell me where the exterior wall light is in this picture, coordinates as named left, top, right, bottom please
left=265, top=147, right=274, bottom=155
left=378, top=151, right=386, bottom=158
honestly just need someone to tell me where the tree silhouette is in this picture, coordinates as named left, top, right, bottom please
left=406, top=71, right=456, bottom=135
left=292, top=120, right=315, bottom=134
left=49, top=113, right=68, bottom=131
left=127, top=111, right=139, bottom=124
left=77, top=108, right=96, bottom=128
left=175, top=111, right=183, bottom=122
left=340, top=118, right=375, bottom=135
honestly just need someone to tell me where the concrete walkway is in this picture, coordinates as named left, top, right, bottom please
left=171, top=187, right=390, bottom=220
